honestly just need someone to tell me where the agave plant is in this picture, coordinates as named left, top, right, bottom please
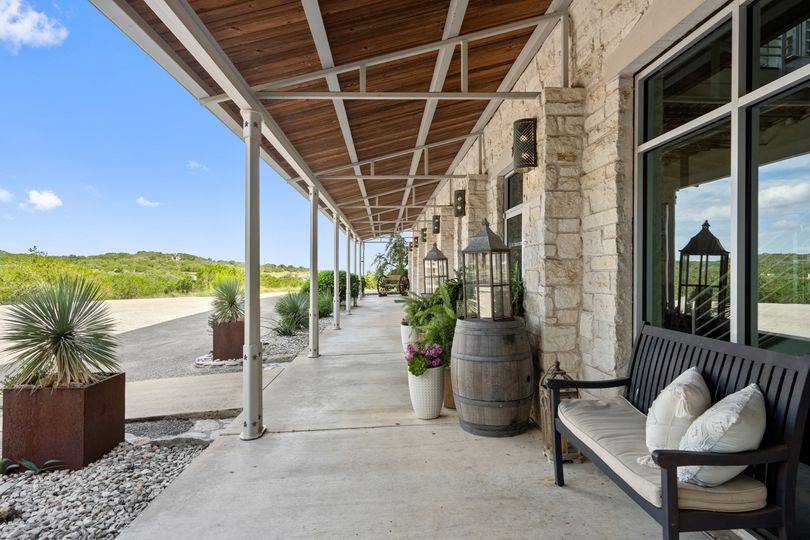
left=275, top=292, right=308, bottom=330
left=209, top=277, right=245, bottom=326
left=2, top=276, right=119, bottom=388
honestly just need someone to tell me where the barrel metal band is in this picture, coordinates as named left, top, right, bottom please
left=453, top=352, right=532, bottom=363
left=453, top=393, right=533, bottom=408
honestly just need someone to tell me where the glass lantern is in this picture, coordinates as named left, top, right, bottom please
left=461, top=219, right=513, bottom=321
left=423, top=243, right=449, bottom=296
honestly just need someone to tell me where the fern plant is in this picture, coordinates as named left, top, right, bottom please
left=209, top=277, right=244, bottom=325
left=2, top=276, right=119, bottom=388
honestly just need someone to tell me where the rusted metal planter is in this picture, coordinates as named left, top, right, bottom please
left=2, top=373, right=125, bottom=470
left=213, top=320, right=244, bottom=361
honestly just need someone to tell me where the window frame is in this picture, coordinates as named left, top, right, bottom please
left=502, top=170, right=524, bottom=275
left=633, top=0, right=810, bottom=346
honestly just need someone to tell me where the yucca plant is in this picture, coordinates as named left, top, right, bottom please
left=2, top=276, right=119, bottom=388
left=209, top=277, right=245, bottom=326
left=275, top=291, right=308, bottom=330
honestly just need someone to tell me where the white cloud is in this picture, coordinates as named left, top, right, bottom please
left=0, top=0, right=68, bottom=54
left=136, top=196, right=160, bottom=208
left=0, top=187, right=11, bottom=203
left=759, top=180, right=810, bottom=209
left=187, top=160, right=209, bottom=172
left=21, top=189, right=61, bottom=211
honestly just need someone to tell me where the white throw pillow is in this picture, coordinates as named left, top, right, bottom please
left=638, top=367, right=711, bottom=467
left=678, top=384, right=767, bottom=487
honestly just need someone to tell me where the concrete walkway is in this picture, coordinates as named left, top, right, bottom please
left=121, top=296, right=697, bottom=539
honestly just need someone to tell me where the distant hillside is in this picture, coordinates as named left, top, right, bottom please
left=0, top=249, right=307, bottom=304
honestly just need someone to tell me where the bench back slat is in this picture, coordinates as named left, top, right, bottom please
left=625, top=324, right=810, bottom=499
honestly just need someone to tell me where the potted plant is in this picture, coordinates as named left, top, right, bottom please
left=1, top=276, right=123, bottom=470
left=209, top=277, right=245, bottom=361
left=400, top=316, right=417, bottom=353
left=416, top=279, right=461, bottom=409
left=405, top=343, right=445, bottom=419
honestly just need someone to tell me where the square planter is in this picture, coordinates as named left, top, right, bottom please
left=2, top=373, right=125, bottom=470
left=213, top=320, right=244, bottom=361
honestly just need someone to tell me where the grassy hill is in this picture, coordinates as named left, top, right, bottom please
left=0, top=249, right=307, bottom=304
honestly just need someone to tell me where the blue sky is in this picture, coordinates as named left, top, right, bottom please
left=0, top=1, right=384, bottom=268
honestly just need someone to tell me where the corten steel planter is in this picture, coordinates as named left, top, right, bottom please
left=2, top=373, right=125, bottom=470
left=213, top=320, right=244, bottom=361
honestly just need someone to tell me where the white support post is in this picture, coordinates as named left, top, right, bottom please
left=345, top=229, right=352, bottom=315
left=333, top=212, right=341, bottom=329
left=353, top=236, right=359, bottom=306
left=360, top=241, right=365, bottom=298
left=308, top=186, right=320, bottom=358
left=240, top=109, right=265, bottom=441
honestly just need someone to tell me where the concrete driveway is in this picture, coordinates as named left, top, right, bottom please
left=0, top=293, right=285, bottom=381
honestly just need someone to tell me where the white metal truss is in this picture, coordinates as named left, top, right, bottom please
left=394, top=0, right=469, bottom=231
left=257, top=91, right=540, bottom=101
left=320, top=174, right=466, bottom=181
left=301, top=0, right=376, bottom=236
left=338, top=180, right=438, bottom=207
left=201, top=10, right=566, bottom=106
left=137, top=0, right=360, bottom=239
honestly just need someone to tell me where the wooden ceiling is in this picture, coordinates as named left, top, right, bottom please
left=127, top=0, right=552, bottom=238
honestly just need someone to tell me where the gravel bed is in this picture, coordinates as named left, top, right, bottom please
left=125, top=419, right=192, bottom=439
left=0, top=443, right=202, bottom=539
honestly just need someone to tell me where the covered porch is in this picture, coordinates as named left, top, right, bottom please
left=119, top=295, right=690, bottom=539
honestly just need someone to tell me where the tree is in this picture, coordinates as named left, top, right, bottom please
left=372, top=234, right=408, bottom=280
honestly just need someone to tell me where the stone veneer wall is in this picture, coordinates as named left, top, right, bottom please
left=414, top=0, right=647, bottom=386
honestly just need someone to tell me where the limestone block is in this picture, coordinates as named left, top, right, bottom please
left=542, top=325, right=578, bottom=352
left=554, top=286, right=580, bottom=309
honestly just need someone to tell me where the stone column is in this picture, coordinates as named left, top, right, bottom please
left=434, top=205, right=456, bottom=276
left=522, top=87, right=586, bottom=377
left=459, top=174, right=489, bottom=262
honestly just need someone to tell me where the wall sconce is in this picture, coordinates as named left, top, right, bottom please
left=454, top=189, right=466, bottom=217
left=420, top=228, right=427, bottom=242
left=432, top=215, right=441, bottom=234
left=513, top=118, right=537, bottom=173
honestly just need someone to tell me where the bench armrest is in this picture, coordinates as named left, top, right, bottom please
left=652, top=444, right=791, bottom=469
left=545, top=377, right=630, bottom=390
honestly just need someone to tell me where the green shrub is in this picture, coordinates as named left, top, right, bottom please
left=271, top=317, right=298, bottom=336
left=318, top=293, right=334, bottom=317
left=299, top=271, right=361, bottom=301
left=275, top=292, right=308, bottom=330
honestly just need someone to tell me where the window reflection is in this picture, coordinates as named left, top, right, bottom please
left=752, top=83, right=810, bottom=353
left=645, top=121, right=732, bottom=340
left=750, top=0, right=810, bottom=91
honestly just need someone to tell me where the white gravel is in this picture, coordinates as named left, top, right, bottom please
left=0, top=443, right=202, bottom=539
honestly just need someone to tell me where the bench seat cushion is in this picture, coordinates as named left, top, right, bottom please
left=557, top=397, right=767, bottom=512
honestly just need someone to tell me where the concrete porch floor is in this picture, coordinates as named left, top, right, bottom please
left=121, top=295, right=702, bottom=539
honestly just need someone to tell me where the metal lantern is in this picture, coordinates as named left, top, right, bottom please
left=671, top=220, right=730, bottom=338
left=461, top=219, right=513, bottom=321
left=513, top=118, right=537, bottom=173
left=432, top=215, right=441, bottom=234
left=454, top=189, right=466, bottom=217
left=423, top=243, right=449, bottom=296
left=539, top=361, right=583, bottom=463
left=420, top=228, right=427, bottom=242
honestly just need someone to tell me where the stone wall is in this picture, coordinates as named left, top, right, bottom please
left=412, top=0, right=670, bottom=386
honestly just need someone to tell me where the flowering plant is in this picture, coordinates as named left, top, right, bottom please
left=405, top=342, right=444, bottom=376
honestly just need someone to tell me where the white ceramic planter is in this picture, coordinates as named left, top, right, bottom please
left=400, top=324, right=417, bottom=353
left=408, top=366, right=444, bottom=420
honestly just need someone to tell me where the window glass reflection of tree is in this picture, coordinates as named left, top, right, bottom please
left=752, top=83, right=810, bottom=353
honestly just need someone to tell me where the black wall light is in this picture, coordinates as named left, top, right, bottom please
left=432, top=215, right=441, bottom=234
left=454, top=189, right=466, bottom=217
left=513, top=118, right=537, bottom=173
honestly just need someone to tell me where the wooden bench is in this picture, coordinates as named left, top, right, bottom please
left=548, top=324, right=810, bottom=539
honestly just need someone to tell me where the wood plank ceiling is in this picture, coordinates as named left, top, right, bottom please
left=128, top=0, right=552, bottom=238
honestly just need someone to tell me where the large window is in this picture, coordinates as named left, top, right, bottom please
left=637, top=0, right=810, bottom=475
left=636, top=0, right=810, bottom=356
left=504, top=172, right=523, bottom=273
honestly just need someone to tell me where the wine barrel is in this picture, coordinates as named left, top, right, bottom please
left=451, top=317, right=534, bottom=437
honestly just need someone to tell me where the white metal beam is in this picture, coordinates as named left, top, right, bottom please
left=339, top=180, right=438, bottom=207
left=301, top=0, right=376, bottom=236
left=345, top=231, right=352, bottom=315
left=320, top=174, right=466, bottom=181
left=395, top=0, right=469, bottom=230
left=428, top=0, right=572, bottom=210
left=201, top=10, right=566, bottom=105
left=257, top=91, right=540, bottom=101
left=332, top=211, right=341, bottom=329
left=141, top=0, right=359, bottom=239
